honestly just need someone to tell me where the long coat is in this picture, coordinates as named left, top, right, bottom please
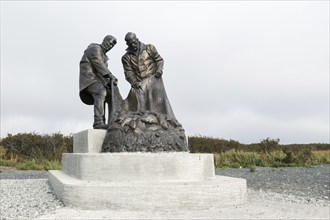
left=122, top=43, right=163, bottom=84
left=121, top=42, right=176, bottom=120
left=79, top=43, right=111, bottom=105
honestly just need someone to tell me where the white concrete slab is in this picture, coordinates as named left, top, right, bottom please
left=62, top=152, right=215, bottom=181
left=48, top=170, right=247, bottom=211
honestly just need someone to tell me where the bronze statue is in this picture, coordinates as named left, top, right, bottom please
left=79, top=35, right=118, bottom=129
left=122, top=32, right=177, bottom=121
left=79, top=33, right=188, bottom=152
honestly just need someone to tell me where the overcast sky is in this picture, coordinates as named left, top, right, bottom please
left=1, top=1, right=329, bottom=144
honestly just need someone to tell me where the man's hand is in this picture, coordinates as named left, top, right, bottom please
left=102, top=75, right=111, bottom=87
left=103, top=74, right=118, bottom=87
left=111, top=75, right=118, bottom=86
left=154, top=71, right=162, bottom=78
left=132, top=82, right=141, bottom=90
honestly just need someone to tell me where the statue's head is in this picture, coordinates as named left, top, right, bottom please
left=102, top=35, right=117, bottom=52
left=125, top=32, right=139, bottom=52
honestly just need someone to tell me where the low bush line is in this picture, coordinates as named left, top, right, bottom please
left=0, top=133, right=329, bottom=170
left=213, top=150, right=330, bottom=168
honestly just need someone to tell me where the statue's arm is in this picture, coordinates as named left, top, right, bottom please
left=121, top=55, right=137, bottom=85
left=149, top=44, right=164, bottom=76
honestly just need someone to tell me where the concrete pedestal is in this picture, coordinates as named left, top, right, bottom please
left=73, top=129, right=106, bottom=153
left=49, top=129, right=247, bottom=210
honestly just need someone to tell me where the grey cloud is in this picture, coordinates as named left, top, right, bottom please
left=1, top=1, right=329, bottom=143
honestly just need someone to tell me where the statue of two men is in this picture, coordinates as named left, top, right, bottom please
left=79, top=32, right=176, bottom=129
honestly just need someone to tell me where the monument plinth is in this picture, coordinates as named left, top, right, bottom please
left=49, top=130, right=247, bottom=210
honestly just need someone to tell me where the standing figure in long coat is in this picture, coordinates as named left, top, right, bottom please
left=122, top=32, right=176, bottom=120
left=79, top=35, right=118, bottom=129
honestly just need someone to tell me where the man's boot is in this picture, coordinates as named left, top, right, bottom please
left=93, top=116, right=108, bottom=129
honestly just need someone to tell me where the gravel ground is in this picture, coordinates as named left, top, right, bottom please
left=0, top=179, right=63, bottom=220
left=0, top=165, right=329, bottom=219
left=36, top=202, right=329, bottom=220
left=216, top=164, right=330, bottom=205
left=0, top=170, right=48, bottom=180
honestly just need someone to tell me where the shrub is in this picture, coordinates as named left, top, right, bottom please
left=0, top=159, right=16, bottom=167
left=214, top=150, right=262, bottom=168
left=12, top=159, right=62, bottom=170
left=0, top=133, right=328, bottom=169
left=44, top=159, right=62, bottom=170
left=15, top=159, right=43, bottom=170
left=311, top=150, right=330, bottom=165
left=249, top=166, right=256, bottom=172
left=0, top=132, right=73, bottom=161
left=283, top=148, right=312, bottom=165
left=0, top=146, right=8, bottom=158
left=260, top=137, right=280, bottom=153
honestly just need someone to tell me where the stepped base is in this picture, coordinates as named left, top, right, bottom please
left=50, top=130, right=247, bottom=210
left=49, top=170, right=247, bottom=210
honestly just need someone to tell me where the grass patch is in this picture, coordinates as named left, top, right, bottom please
left=249, top=165, right=256, bottom=172
left=311, top=150, right=330, bottom=165
left=0, top=158, right=62, bottom=170
left=0, top=158, right=17, bottom=167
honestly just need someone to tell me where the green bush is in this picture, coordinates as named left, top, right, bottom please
left=0, top=158, right=16, bottom=166
left=249, top=165, right=256, bottom=172
left=213, top=149, right=329, bottom=168
left=44, top=159, right=62, bottom=170
left=0, top=132, right=73, bottom=161
left=15, top=159, right=44, bottom=170
left=10, top=159, right=62, bottom=170
left=283, top=148, right=312, bottom=165
left=189, top=136, right=330, bottom=153
left=310, top=151, right=330, bottom=165
left=190, top=136, right=330, bottom=167
left=260, top=137, right=280, bottom=153
left=214, top=150, right=262, bottom=167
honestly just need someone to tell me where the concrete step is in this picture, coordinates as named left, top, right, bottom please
left=62, top=152, right=215, bottom=181
left=49, top=170, right=247, bottom=210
